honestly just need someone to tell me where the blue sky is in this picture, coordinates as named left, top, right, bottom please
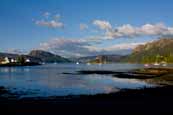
left=1, top=0, right=173, bottom=57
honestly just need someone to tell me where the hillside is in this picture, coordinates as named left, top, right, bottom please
left=127, top=38, right=173, bottom=63
left=29, top=50, right=70, bottom=63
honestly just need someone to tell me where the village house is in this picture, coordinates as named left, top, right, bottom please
left=26, top=59, right=31, bottom=62
left=1, top=57, right=10, bottom=64
left=0, top=57, right=17, bottom=64
left=0, top=56, right=34, bottom=65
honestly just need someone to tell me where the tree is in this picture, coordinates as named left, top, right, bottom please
left=16, top=55, right=25, bottom=64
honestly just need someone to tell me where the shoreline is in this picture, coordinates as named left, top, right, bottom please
left=0, top=85, right=172, bottom=114
left=0, top=67, right=173, bottom=114
left=0, top=62, right=41, bottom=67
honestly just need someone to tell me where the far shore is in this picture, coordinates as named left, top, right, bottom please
left=0, top=62, right=41, bottom=67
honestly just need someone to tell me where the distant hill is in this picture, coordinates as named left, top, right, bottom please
left=77, top=55, right=127, bottom=63
left=28, top=50, right=70, bottom=63
left=127, top=38, right=173, bottom=63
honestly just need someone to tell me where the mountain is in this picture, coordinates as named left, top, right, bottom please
left=28, top=50, right=70, bottom=63
left=127, top=38, right=173, bottom=63
left=77, top=55, right=127, bottom=63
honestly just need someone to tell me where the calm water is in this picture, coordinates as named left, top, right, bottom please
left=0, top=63, right=155, bottom=98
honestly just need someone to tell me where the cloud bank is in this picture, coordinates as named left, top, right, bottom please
left=39, top=38, right=145, bottom=57
left=35, top=20, right=64, bottom=28
left=93, top=20, right=112, bottom=30
left=92, top=20, right=173, bottom=39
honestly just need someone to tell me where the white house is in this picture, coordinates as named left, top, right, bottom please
left=11, top=59, right=15, bottom=63
left=1, top=57, right=10, bottom=64
left=26, top=59, right=31, bottom=62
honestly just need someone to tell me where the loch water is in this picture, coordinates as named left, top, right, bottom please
left=0, top=63, right=155, bottom=98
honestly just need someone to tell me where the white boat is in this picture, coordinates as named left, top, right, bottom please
left=153, top=63, right=160, bottom=66
left=162, top=63, right=167, bottom=66
left=98, top=63, right=102, bottom=66
left=76, top=62, right=79, bottom=65
left=144, top=64, right=149, bottom=67
left=86, top=62, right=91, bottom=65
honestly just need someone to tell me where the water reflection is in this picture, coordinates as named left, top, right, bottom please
left=0, top=67, right=31, bottom=73
left=0, top=64, right=154, bottom=98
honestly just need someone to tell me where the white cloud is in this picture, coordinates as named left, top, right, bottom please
left=43, top=12, right=50, bottom=18
left=117, top=24, right=137, bottom=37
left=93, top=20, right=112, bottom=30
left=92, top=21, right=173, bottom=39
left=110, top=23, right=173, bottom=39
left=80, top=23, right=88, bottom=30
left=35, top=20, right=64, bottom=28
left=35, top=13, right=64, bottom=28
left=139, top=23, right=168, bottom=35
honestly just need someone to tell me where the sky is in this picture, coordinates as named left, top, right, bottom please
left=1, top=0, right=173, bottom=57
